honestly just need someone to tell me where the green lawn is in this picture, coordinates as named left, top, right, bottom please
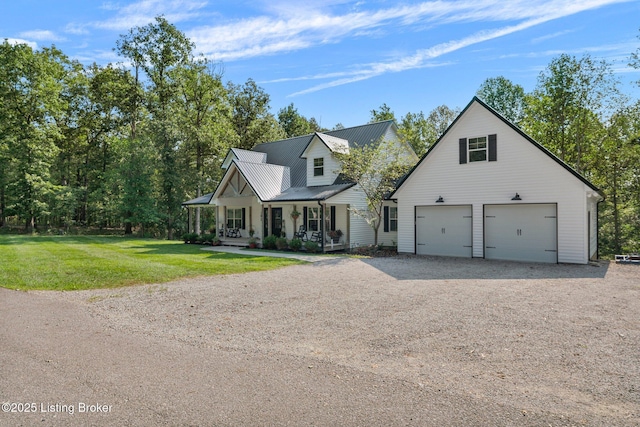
left=0, top=235, right=305, bottom=291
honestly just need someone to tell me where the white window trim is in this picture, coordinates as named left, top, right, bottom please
left=313, top=157, right=324, bottom=176
left=307, top=206, right=320, bottom=231
left=468, top=136, right=488, bottom=162
left=227, top=208, right=242, bottom=229
left=389, top=206, right=398, bottom=232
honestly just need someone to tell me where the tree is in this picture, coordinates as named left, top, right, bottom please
left=0, top=42, right=70, bottom=231
left=595, top=103, right=640, bottom=255
left=398, top=111, right=433, bottom=157
left=114, top=136, right=159, bottom=236
left=476, top=76, right=526, bottom=125
left=522, top=54, right=619, bottom=174
left=229, top=79, right=285, bottom=149
left=335, top=140, right=416, bottom=245
left=370, top=103, right=395, bottom=122
left=277, top=103, right=321, bottom=137
left=172, top=57, right=236, bottom=234
left=116, top=15, right=194, bottom=239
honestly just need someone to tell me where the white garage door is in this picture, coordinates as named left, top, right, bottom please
left=484, top=204, right=557, bottom=263
left=416, top=205, right=472, bottom=257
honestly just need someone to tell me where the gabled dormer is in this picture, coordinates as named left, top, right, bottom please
left=300, top=133, right=349, bottom=186
left=221, top=148, right=267, bottom=170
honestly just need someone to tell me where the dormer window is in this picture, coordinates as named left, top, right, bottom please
left=313, top=158, right=324, bottom=176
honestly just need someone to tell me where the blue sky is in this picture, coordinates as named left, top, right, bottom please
left=2, top=0, right=640, bottom=128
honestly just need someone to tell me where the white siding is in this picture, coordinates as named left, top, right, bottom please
left=305, top=138, right=341, bottom=186
left=395, top=101, right=595, bottom=264
left=588, top=197, right=599, bottom=259
left=328, top=186, right=375, bottom=247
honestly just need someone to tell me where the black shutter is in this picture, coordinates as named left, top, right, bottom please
left=488, top=134, right=497, bottom=162
left=303, top=207, right=308, bottom=228
left=459, top=138, right=467, bottom=164
left=383, top=206, right=389, bottom=232
left=241, top=208, right=246, bottom=229
left=330, top=206, right=336, bottom=231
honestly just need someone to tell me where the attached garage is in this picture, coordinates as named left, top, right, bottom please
left=484, top=204, right=557, bottom=263
left=416, top=205, right=472, bottom=257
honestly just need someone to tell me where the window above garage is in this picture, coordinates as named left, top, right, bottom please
left=469, top=136, right=487, bottom=162
left=459, top=134, right=497, bottom=164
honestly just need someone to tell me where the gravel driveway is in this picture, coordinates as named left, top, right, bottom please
left=1, top=256, right=638, bottom=426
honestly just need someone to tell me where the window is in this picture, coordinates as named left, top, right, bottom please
left=227, top=208, right=243, bottom=229
left=389, top=207, right=398, bottom=232
left=307, top=207, right=320, bottom=231
left=313, top=158, right=324, bottom=176
left=468, top=136, right=487, bottom=162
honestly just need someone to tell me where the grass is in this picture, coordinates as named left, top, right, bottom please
left=0, top=235, right=305, bottom=291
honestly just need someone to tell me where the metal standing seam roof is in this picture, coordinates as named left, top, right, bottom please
left=230, top=148, right=267, bottom=163
left=183, top=120, right=400, bottom=206
left=268, top=183, right=355, bottom=202
left=230, top=160, right=291, bottom=202
left=252, top=120, right=396, bottom=187
left=181, top=192, right=214, bottom=206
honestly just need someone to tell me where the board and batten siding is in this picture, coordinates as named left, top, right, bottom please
left=395, top=101, right=596, bottom=264
left=305, top=138, right=341, bottom=186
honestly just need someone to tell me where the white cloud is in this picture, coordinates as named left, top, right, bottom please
left=279, top=0, right=634, bottom=95
left=189, top=0, right=632, bottom=64
left=2, top=38, right=38, bottom=49
left=18, top=30, right=66, bottom=42
left=85, top=0, right=208, bottom=32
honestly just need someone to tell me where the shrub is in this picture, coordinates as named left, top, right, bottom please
left=289, top=238, right=302, bottom=252
left=201, top=233, right=217, bottom=244
left=182, top=232, right=198, bottom=243
left=262, top=234, right=277, bottom=250
left=304, top=240, right=320, bottom=253
left=275, top=237, right=288, bottom=250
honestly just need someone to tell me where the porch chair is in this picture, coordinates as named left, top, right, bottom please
left=310, top=231, right=322, bottom=243
left=294, top=225, right=308, bottom=241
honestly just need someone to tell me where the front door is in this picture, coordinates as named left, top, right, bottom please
left=263, top=207, right=283, bottom=237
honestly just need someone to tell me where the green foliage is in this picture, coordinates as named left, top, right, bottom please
left=289, top=238, right=302, bottom=251
left=182, top=232, right=198, bottom=243
left=262, top=234, right=278, bottom=250
left=228, top=78, right=285, bottom=149
left=370, top=103, right=395, bottom=122
left=335, top=139, right=416, bottom=245
left=275, top=237, right=288, bottom=250
left=278, top=103, right=323, bottom=137
left=304, top=240, right=320, bottom=253
left=476, top=76, right=526, bottom=125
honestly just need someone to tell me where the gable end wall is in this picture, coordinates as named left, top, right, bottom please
left=395, top=102, right=592, bottom=264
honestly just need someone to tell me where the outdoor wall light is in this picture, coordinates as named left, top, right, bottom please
left=436, top=196, right=444, bottom=203
left=511, top=193, right=522, bottom=201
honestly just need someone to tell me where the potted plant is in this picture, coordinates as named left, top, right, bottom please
left=328, top=229, right=343, bottom=243
left=248, top=236, right=259, bottom=249
left=290, top=209, right=301, bottom=220
left=249, top=228, right=255, bottom=238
